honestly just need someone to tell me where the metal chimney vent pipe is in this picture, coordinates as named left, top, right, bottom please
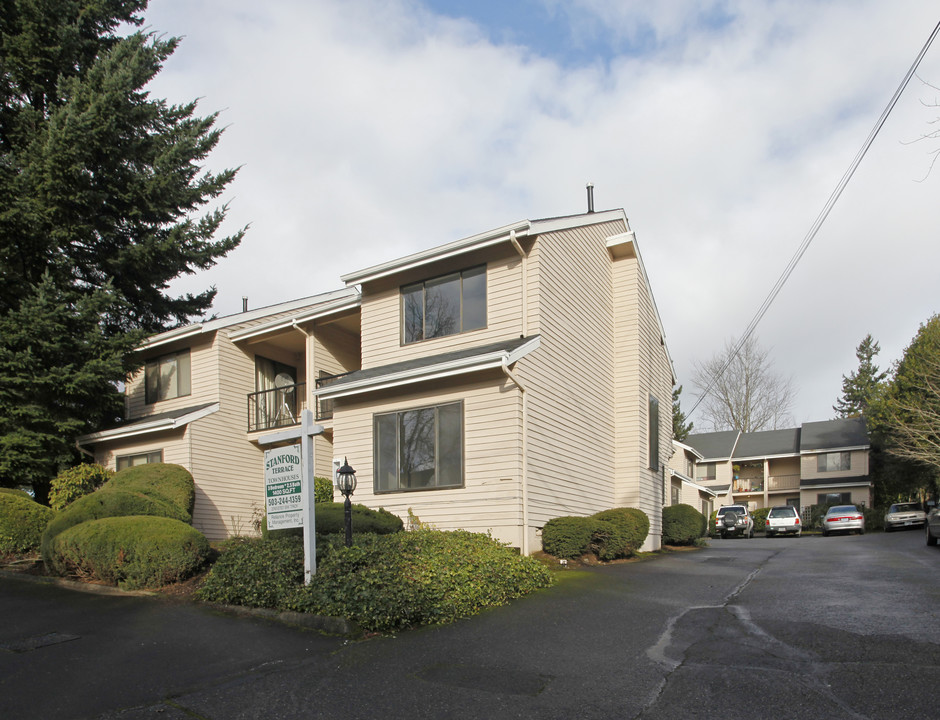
left=242, top=296, right=248, bottom=312
left=586, top=182, right=594, bottom=213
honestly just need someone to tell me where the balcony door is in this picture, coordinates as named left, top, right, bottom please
left=255, top=356, right=297, bottom=429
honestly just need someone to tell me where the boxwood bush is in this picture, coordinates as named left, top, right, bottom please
left=0, top=491, right=54, bottom=555
left=662, top=504, right=707, bottom=545
left=46, top=515, right=210, bottom=590
left=750, top=507, right=770, bottom=533
left=541, top=507, right=650, bottom=560
left=107, top=463, right=195, bottom=520
left=49, top=464, right=114, bottom=511
left=198, top=530, right=553, bottom=633
left=541, top=516, right=595, bottom=558
left=41, top=488, right=190, bottom=566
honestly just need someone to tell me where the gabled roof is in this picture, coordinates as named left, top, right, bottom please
left=800, top=417, right=869, bottom=453
left=733, top=428, right=801, bottom=460
left=315, top=336, right=540, bottom=401
left=78, top=402, right=219, bottom=444
left=142, top=287, right=359, bottom=351
left=340, top=210, right=625, bottom=286
left=684, top=430, right=740, bottom=461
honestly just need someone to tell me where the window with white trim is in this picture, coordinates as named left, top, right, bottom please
left=401, top=266, right=486, bottom=344
left=374, top=401, right=463, bottom=492
left=116, top=450, right=163, bottom=471
left=145, top=350, right=191, bottom=404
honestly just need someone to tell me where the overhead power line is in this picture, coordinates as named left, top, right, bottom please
left=689, top=18, right=940, bottom=419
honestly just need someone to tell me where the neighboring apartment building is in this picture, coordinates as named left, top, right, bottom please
left=682, top=417, right=872, bottom=511
left=667, top=440, right=718, bottom=518
left=80, top=206, right=675, bottom=552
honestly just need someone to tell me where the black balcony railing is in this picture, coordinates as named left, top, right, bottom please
left=247, top=382, right=306, bottom=432
left=315, top=371, right=350, bottom=421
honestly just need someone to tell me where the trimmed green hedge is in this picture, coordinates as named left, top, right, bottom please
left=198, top=530, right=553, bottom=633
left=751, top=507, right=770, bottom=532
left=107, top=463, right=195, bottom=520
left=662, top=504, right=707, bottom=545
left=541, top=516, right=595, bottom=559
left=49, top=464, right=114, bottom=511
left=541, top=507, right=650, bottom=560
left=46, top=515, right=210, bottom=590
left=0, top=492, right=54, bottom=555
left=261, top=502, right=404, bottom=539
left=41, top=489, right=189, bottom=566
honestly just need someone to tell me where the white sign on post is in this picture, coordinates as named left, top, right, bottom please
left=258, top=409, right=322, bottom=585
left=264, top=444, right=303, bottom=530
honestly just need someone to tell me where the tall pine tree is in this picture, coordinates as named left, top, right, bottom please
left=833, top=334, right=887, bottom=418
left=0, top=1, right=243, bottom=499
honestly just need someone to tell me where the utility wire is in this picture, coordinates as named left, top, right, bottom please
left=689, top=18, right=940, bottom=419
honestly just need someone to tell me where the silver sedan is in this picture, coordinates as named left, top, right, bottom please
left=821, top=505, right=865, bottom=536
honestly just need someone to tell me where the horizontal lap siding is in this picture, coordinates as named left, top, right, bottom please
left=189, top=335, right=265, bottom=540
left=93, top=428, right=190, bottom=470
left=126, top=336, right=218, bottom=419
left=612, top=248, right=671, bottom=550
left=523, top=222, right=621, bottom=530
left=360, top=247, right=525, bottom=369
left=801, top=449, right=869, bottom=479
left=331, top=375, right=524, bottom=547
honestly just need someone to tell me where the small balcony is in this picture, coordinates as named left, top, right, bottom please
left=768, top=474, right=800, bottom=491
left=315, top=371, right=350, bottom=421
left=247, top=383, right=306, bottom=433
left=733, top=478, right=764, bottom=493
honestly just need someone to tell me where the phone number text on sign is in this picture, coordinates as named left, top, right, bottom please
left=264, top=444, right=304, bottom=530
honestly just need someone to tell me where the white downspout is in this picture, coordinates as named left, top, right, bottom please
left=509, top=230, right=527, bottom=337
left=502, top=358, right=529, bottom=555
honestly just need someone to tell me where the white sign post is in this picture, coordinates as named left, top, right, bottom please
left=259, top=409, right=322, bottom=584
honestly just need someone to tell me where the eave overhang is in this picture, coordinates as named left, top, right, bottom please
left=78, top=403, right=219, bottom=444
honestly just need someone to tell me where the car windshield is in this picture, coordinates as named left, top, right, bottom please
left=889, top=503, right=919, bottom=513
left=827, top=505, right=857, bottom=515
left=768, top=507, right=796, bottom=517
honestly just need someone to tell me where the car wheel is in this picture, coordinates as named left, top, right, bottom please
left=927, top=529, right=938, bottom=547
left=822, top=529, right=828, bottom=537
left=858, top=528, right=865, bottom=535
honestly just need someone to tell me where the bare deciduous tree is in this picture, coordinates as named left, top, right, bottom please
left=691, top=336, right=796, bottom=432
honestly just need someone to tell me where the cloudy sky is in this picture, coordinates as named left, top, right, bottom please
left=140, top=0, right=940, bottom=429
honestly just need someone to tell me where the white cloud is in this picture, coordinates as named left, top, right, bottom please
left=142, top=0, right=940, bottom=426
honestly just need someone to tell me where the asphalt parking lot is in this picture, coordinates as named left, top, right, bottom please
left=2, top=529, right=938, bottom=719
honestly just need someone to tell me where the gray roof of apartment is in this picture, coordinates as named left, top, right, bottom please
left=683, top=430, right=740, bottom=460
left=733, top=428, right=801, bottom=459
left=800, top=416, right=869, bottom=451
left=322, top=336, right=538, bottom=392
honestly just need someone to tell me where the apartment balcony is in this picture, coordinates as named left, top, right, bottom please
left=768, top=474, right=800, bottom=491
left=315, top=371, right=350, bottom=421
left=733, top=478, right=764, bottom=493
left=247, top=383, right=306, bottom=433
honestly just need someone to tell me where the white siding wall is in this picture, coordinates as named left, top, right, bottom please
left=359, top=246, right=526, bottom=369
left=520, top=222, right=620, bottom=543
left=125, top=336, right=217, bottom=419
left=331, top=374, right=525, bottom=547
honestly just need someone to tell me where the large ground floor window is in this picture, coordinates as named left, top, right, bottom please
left=374, top=401, right=463, bottom=492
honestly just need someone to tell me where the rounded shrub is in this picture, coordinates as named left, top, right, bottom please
left=541, top=516, right=594, bottom=558
left=662, top=504, right=707, bottom=545
left=0, top=492, right=54, bottom=555
left=49, top=464, right=114, bottom=511
left=590, top=507, right=650, bottom=559
left=46, top=515, right=209, bottom=590
left=107, top=463, right=195, bottom=520
left=41, top=488, right=189, bottom=566
left=314, top=476, right=333, bottom=504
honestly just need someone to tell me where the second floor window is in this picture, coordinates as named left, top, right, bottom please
left=696, top=462, right=716, bottom=482
left=817, top=452, right=851, bottom=472
left=145, top=350, right=191, bottom=404
left=401, top=265, right=486, bottom=344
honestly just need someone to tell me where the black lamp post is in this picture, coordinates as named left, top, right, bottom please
left=336, top=457, right=357, bottom=547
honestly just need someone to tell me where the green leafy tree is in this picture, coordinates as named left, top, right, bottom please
left=672, top=385, right=693, bottom=441
left=0, top=1, right=243, bottom=500
left=869, top=316, right=940, bottom=503
left=833, top=334, right=887, bottom=418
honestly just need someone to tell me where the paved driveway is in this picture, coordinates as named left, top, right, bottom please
left=2, top=530, right=938, bottom=719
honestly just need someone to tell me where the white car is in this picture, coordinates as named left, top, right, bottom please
left=714, top=505, right=754, bottom=539
left=765, top=505, right=801, bottom=537
left=884, top=502, right=926, bottom=532
left=926, top=504, right=940, bottom=546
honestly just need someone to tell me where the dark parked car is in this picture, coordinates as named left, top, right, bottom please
left=927, top=503, right=940, bottom=546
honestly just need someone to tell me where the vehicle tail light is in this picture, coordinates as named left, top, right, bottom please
left=795, top=518, right=800, bottom=525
